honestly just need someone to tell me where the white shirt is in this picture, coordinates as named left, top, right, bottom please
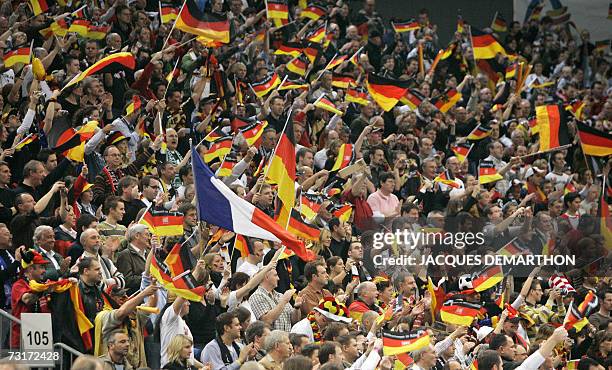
left=227, top=291, right=256, bottom=323
left=314, top=148, right=328, bottom=170
left=236, top=260, right=260, bottom=278
left=545, top=172, right=571, bottom=190
left=160, top=306, right=193, bottom=367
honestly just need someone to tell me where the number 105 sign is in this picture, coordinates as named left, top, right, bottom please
left=20, top=313, right=55, bottom=366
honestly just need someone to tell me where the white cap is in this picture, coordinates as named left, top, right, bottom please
left=524, top=167, right=545, bottom=178
left=476, top=326, right=494, bottom=341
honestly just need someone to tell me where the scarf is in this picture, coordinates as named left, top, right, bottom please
left=307, top=312, right=322, bottom=343
left=216, top=337, right=241, bottom=365
left=102, top=167, right=122, bottom=194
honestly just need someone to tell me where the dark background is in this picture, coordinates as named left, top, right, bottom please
left=349, top=0, right=514, bottom=44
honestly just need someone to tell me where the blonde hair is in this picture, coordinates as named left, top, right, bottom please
left=166, top=334, right=193, bottom=365
left=203, top=253, right=221, bottom=270
left=311, top=229, right=331, bottom=255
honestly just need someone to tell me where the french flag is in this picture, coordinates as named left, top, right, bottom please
left=191, top=147, right=315, bottom=261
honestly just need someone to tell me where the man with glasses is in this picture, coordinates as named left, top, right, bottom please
left=519, top=280, right=566, bottom=336
left=116, top=224, right=152, bottom=295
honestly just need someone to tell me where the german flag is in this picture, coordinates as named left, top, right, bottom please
left=528, top=2, right=544, bottom=20
left=395, top=353, right=414, bottom=370
left=505, top=62, right=518, bottom=79
left=150, top=254, right=205, bottom=301
left=331, top=144, right=353, bottom=172
left=473, top=265, right=503, bottom=292
left=564, top=181, right=577, bottom=195
left=366, top=73, right=411, bottom=112
left=53, top=121, right=98, bottom=162
left=349, top=47, right=363, bottom=66
left=278, top=79, right=309, bottom=91
left=431, top=89, right=462, bottom=113
left=14, top=133, right=38, bottom=151
left=391, top=19, right=420, bottom=33
left=440, top=299, right=481, bottom=326
left=546, top=6, right=570, bottom=25
left=541, top=237, right=555, bottom=255
left=491, top=12, right=507, bottom=33
left=329, top=203, right=352, bottom=222
left=140, top=208, right=184, bottom=236
left=69, top=284, right=94, bottom=351
left=274, top=41, right=303, bottom=57
left=64, top=52, right=135, bottom=90
left=68, top=19, right=90, bottom=36
left=29, top=278, right=72, bottom=293
left=175, top=0, right=230, bottom=42
left=3, top=47, right=30, bottom=68
left=567, top=360, right=579, bottom=370
left=469, top=360, right=478, bottom=370
left=564, top=291, right=598, bottom=332
left=30, top=0, right=54, bottom=15
left=346, top=87, right=369, bottom=105
left=479, top=161, right=503, bottom=184
left=451, top=142, right=472, bottom=163
left=205, top=126, right=227, bottom=142
left=204, top=136, right=233, bottom=163
left=287, top=208, right=320, bottom=240
left=301, top=3, right=325, bottom=20
left=233, top=234, right=251, bottom=256
left=267, top=114, right=297, bottom=227
left=471, top=28, right=506, bottom=60
left=595, top=40, right=609, bottom=53
left=239, top=120, right=268, bottom=147
left=304, top=43, right=322, bottom=64
left=251, top=73, right=281, bottom=97
left=467, top=124, right=491, bottom=141
left=218, top=156, right=238, bottom=177
left=286, top=55, right=308, bottom=76
left=496, top=239, right=526, bottom=256
left=576, top=121, right=612, bottom=157
left=434, top=170, right=460, bottom=188
left=598, top=177, right=612, bottom=249
left=306, top=24, right=326, bottom=43
left=160, top=2, right=179, bottom=23
left=325, top=54, right=347, bottom=70
left=400, top=88, right=425, bottom=110
left=300, top=193, right=323, bottom=221
left=315, top=96, right=343, bottom=116
left=565, top=99, right=585, bottom=120
left=86, top=24, right=110, bottom=40
left=382, top=329, right=430, bottom=355
left=230, top=116, right=250, bottom=133
left=535, top=104, right=570, bottom=151
left=125, top=95, right=141, bottom=116
left=164, top=242, right=194, bottom=277
left=266, top=0, right=289, bottom=21
left=331, top=73, right=355, bottom=89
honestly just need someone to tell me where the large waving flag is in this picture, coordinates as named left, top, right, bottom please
left=267, top=115, right=297, bottom=228
left=382, top=329, right=430, bottom=355
left=3, top=47, right=31, bottom=68
left=366, top=73, right=411, bottom=111
left=192, top=147, right=315, bottom=261
left=175, top=0, right=230, bottom=42
left=471, top=28, right=507, bottom=59
left=53, top=121, right=98, bottom=162
left=63, top=52, right=135, bottom=90
left=150, top=253, right=205, bottom=301
left=440, top=299, right=481, bottom=326
left=535, top=104, right=570, bottom=151
left=140, top=208, right=184, bottom=236
left=576, top=121, right=612, bottom=157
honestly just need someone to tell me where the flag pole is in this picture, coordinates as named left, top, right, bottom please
left=162, top=0, right=186, bottom=49
left=257, top=107, right=294, bottom=193
left=491, top=11, right=498, bottom=29
left=518, top=143, right=573, bottom=159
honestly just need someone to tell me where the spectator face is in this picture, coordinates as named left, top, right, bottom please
left=530, top=283, right=544, bottom=302
left=299, top=151, right=314, bottom=167
left=490, top=142, right=503, bottom=159
left=380, top=178, right=395, bottom=193
left=271, top=98, right=284, bottom=116
left=252, top=241, right=265, bottom=263
left=370, top=149, right=385, bottom=166
left=514, top=345, right=527, bottom=362
left=313, top=265, right=329, bottom=286
left=346, top=242, right=363, bottom=263
left=420, top=346, right=437, bottom=367
left=184, top=209, right=197, bottom=227
left=211, top=255, right=224, bottom=273
left=18, top=194, right=36, bottom=214
left=118, top=8, right=132, bottom=24
left=66, top=59, right=80, bottom=75
left=83, top=230, right=101, bottom=253
left=420, top=138, right=433, bottom=156
left=0, top=164, right=11, bottom=186
left=28, top=163, right=46, bottom=186
left=85, top=42, right=98, bottom=58
left=331, top=258, right=344, bottom=273
left=109, top=202, right=125, bottom=222
left=0, top=226, right=11, bottom=248
left=603, top=292, right=612, bottom=311
left=446, top=157, right=459, bottom=174
left=230, top=0, right=242, bottom=14
left=143, top=179, right=160, bottom=201
left=569, top=197, right=581, bottom=213
left=499, top=336, right=515, bottom=360
left=180, top=341, right=192, bottom=360
left=266, top=269, right=280, bottom=288
left=262, top=131, right=276, bottom=150
left=225, top=317, right=242, bottom=340
left=259, top=187, right=274, bottom=207
left=84, top=259, right=103, bottom=283
left=422, top=160, right=436, bottom=178
left=342, top=338, right=359, bottom=360
left=37, top=228, right=55, bottom=251
left=30, top=263, right=47, bottom=281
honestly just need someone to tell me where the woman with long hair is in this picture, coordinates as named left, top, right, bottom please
left=310, top=229, right=334, bottom=261
left=163, top=334, right=208, bottom=370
